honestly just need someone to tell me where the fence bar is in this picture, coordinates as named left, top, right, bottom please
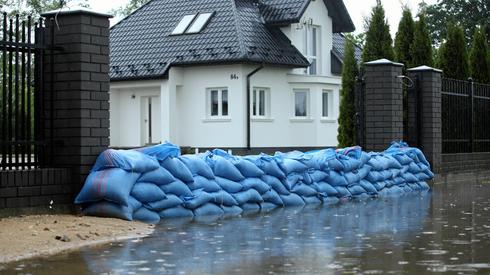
left=26, top=16, right=32, bottom=168
left=1, top=13, right=7, bottom=168
left=8, top=18, right=13, bottom=168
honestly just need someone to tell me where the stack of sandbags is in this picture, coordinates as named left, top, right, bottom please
left=75, top=141, right=434, bottom=223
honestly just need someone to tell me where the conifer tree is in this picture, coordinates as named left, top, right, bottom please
left=394, top=8, right=414, bottom=67
left=469, top=26, right=490, bottom=83
left=411, top=13, right=433, bottom=67
left=439, top=24, right=469, bottom=79
left=338, top=38, right=359, bottom=148
left=362, top=0, right=394, bottom=62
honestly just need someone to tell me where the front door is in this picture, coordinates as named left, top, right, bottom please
left=141, top=96, right=161, bottom=145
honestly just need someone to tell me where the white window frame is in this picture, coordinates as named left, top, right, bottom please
left=251, top=87, right=270, bottom=119
left=186, top=12, right=214, bottom=34
left=171, top=14, right=197, bottom=35
left=206, top=88, right=229, bottom=118
left=303, top=25, right=320, bottom=75
left=293, top=89, right=310, bottom=118
left=321, top=90, right=333, bottom=119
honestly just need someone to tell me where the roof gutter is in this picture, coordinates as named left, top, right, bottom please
left=246, top=64, right=264, bottom=150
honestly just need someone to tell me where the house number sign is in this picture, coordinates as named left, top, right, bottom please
left=230, top=74, right=239, bottom=80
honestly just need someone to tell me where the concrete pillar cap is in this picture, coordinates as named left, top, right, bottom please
left=364, top=58, right=404, bottom=67
left=407, top=65, right=443, bottom=73
left=42, top=7, right=113, bottom=18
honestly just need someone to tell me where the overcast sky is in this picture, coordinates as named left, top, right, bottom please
left=75, top=0, right=439, bottom=37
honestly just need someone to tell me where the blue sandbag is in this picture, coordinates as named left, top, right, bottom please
left=193, top=203, right=224, bottom=217
left=159, top=206, right=194, bottom=219
left=327, top=158, right=344, bottom=171
left=244, top=155, right=286, bottom=179
left=180, top=155, right=215, bottom=179
left=182, top=189, right=214, bottom=209
left=380, top=170, right=393, bottom=180
left=386, top=155, right=402, bottom=169
left=338, top=155, right=362, bottom=172
left=131, top=182, right=167, bottom=203
left=138, top=166, right=175, bottom=185
left=386, top=185, right=404, bottom=196
left=415, top=172, right=431, bottom=181
left=260, top=202, right=279, bottom=210
left=75, top=168, right=140, bottom=206
left=366, top=171, right=382, bottom=182
left=418, top=181, right=430, bottom=190
left=303, top=196, right=322, bottom=204
left=209, top=190, right=239, bottom=206
left=160, top=180, right=193, bottom=197
left=160, top=157, right=194, bottom=183
left=344, top=171, right=360, bottom=185
left=261, top=175, right=290, bottom=195
left=241, top=178, right=271, bottom=194
left=401, top=172, right=419, bottom=183
left=385, top=179, right=395, bottom=188
left=391, top=153, right=413, bottom=165
left=408, top=162, right=422, bottom=173
left=145, top=194, right=183, bottom=211
left=187, top=176, right=222, bottom=192
left=291, top=183, right=318, bottom=197
left=280, top=193, right=305, bottom=206
left=315, top=182, right=339, bottom=196
left=133, top=207, right=160, bottom=224
left=322, top=196, right=340, bottom=205
left=328, top=170, right=348, bottom=187
left=334, top=186, right=351, bottom=198
left=393, top=176, right=405, bottom=185
left=210, top=155, right=245, bottom=182
left=277, top=158, right=308, bottom=174
left=215, top=177, right=243, bottom=193
left=347, top=185, right=367, bottom=197
left=359, top=180, right=378, bottom=195
left=233, top=189, right=264, bottom=205
left=92, top=149, right=160, bottom=173
left=221, top=205, right=243, bottom=215
left=82, top=197, right=141, bottom=221
left=233, top=158, right=265, bottom=178
left=307, top=170, right=329, bottom=183
left=241, top=203, right=261, bottom=212
left=390, top=168, right=401, bottom=178
left=402, top=185, right=413, bottom=193
left=372, top=181, right=386, bottom=191
left=261, top=189, right=283, bottom=205
left=134, top=142, right=180, bottom=161
left=282, top=173, right=303, bottom=190
left=357, top=166, right=371, bottom=179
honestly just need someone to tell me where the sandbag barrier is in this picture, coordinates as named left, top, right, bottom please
left=75, top=141, right=433, bottom=223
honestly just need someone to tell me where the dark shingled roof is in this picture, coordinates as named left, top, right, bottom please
left=332, top=33, right=362, bottom=63
left=110, top=0, right=354, bottom=81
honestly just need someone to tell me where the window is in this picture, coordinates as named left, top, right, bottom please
left=294, top=89, right=309, bottom=117
left=322, top=90, right=333, bottom=118
left=252, top=88, right=270, bottom=118
left=304, top=25, right=320, bottom=75
left=207, top=88, right=229, bottom=117
left=171, top=14, right=197, bottom=35
left=171, top=12, right=214, bottom=35
left=187, top=13, right=214, bottom=34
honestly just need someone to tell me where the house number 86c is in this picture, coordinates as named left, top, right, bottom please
left=230, top=74, right=239, bottom=80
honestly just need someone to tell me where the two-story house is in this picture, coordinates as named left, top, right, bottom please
left=109, top=0, right=355, bottom=151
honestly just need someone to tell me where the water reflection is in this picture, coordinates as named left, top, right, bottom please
left=3, top=179, right=490, bottom=274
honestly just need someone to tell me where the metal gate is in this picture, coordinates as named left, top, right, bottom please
left=0, top=13, right=49, bottom=170
left=354, top=75, right=365, bottom=148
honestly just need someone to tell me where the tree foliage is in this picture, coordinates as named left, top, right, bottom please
left=423, top=0, right=489, bottom=46
left=410, top=13, right=433, bottom=67
left=469, top=26, right=490, bottom=83
left=394, top=7, right=414, bottom=67
left=438, top=24, right=469, bottom=80
left=1, top=0, right=89, bottom=19
left=338, top=37, right=358, bottom=148
left=362, top=0, right=394, bottom=63
left=112, top=0, right=150, bottom=17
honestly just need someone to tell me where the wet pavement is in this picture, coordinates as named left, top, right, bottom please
left=2, top=179, right=490, bottom=274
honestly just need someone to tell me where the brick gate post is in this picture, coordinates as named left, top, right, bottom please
left=42, top=9, right=112, bottom=192
left=407, top=66, right=442, bottom=173
left=363, top=59, right=404, bottom=152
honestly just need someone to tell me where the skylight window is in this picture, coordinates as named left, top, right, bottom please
left=171, top=14, right=197, bottom=35
left=186, top=12, right=214, bottom=34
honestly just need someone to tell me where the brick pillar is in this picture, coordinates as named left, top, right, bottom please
left=41, top=9, right=112, bottom=191
left=407, top=66, right=442, bottom=172
left=363, top=59, right=404, bottom=152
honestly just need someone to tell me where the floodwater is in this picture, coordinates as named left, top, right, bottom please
left=2, top=179, right=490, bottom=274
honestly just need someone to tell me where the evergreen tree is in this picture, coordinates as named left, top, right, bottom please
left=362, top=0, right=394, bottom=62
left=439, top=24, right=469, bottom=79
left=337, top=38, right=359, bottom=148
left=394, top=8, right=414, bottom=67
left=469, top=26, right=490, bottom=83
left=411, top=13, right=433, bottom=67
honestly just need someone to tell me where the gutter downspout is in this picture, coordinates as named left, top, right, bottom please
left=246, top=64, right=264, bottom=150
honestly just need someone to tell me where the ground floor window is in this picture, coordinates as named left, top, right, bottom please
left=322, top=90, right=333, bottom=118
left=294, top=89, right=309, bottom=117
left=207, top=88, right=228, bottom=117
left=252, top=87, right=270, bottom=118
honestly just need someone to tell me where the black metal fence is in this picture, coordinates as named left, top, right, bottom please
left=442, top=77, right=490, bottom=153
left=0, top=13, right=47, bottom=170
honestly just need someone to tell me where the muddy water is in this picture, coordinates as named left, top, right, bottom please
left=2, top=179, right=490, bottom=274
